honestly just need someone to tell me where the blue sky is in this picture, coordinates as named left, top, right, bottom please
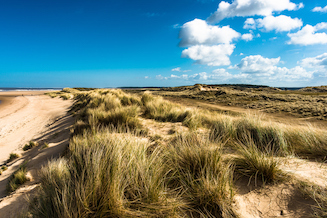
left=1, top=0, right=327, bottom=88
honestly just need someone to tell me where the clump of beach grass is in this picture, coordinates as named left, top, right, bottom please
left=142, top=92, right=192, bottom=123
left=210, top=115, right=288, bottom=155
left=165, top=132, right=237, bottom=217
left=8, top=153, right=20, bottom=162
left=23, top=141, right=38, bottom=151
left=233, top=138, right=285, bottom=186
left=7, top=164, right=29, bottom=193
left=285, top=125, right=327, bottom=159
left=31, top=129, right=180, bottom=217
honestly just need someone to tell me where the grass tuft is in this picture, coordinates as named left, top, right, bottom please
left=233, top=139, right=285, bottom=186
left=165, top=132, right=237, bottom=217
left=23, top=141, right=38, bottom=151
left=8, top=153, right=20, bottom=162
left=31, top=129, right=180, bottom=217
left=7, top=164, right=29, bottom=193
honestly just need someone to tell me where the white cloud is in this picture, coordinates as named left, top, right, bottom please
left=272, top=66, right=312, bottom=80
left=244, top=18, right=256, bottom=29
left=236, top=55, right=281, bottom=76
left=300, top=53, right=327, bottom=69
left=244, top=15, right=302, bottom=32
left=181, top=44, right=235, bottom=66
left=155, top=69, right=238, bottom=82
left=207, top=0, right=303, bottom=23
left=171, top=67, right=191, bottom=72
left=156, top=72, right=208, bottom=81
left=256, top=15, right=302, bottom=32
left=241, top=33, right=254, bottom=41
left=156, top=60, right=312, bottom=83
left=312, top=5, right=327, bottom=13
left=179, top=19, right=240, bottom=47
left=171, top=67, right=181, bottom=72
left=235, top=55, right=313, bottom=80
left=287, top=22, right=327, bottom=45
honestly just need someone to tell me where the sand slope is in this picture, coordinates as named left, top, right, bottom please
left=0, top=92, right=73, bottom=217
left=0, top=93, right=72, bottom=165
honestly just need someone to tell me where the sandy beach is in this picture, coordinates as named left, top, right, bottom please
left=0, top=91, right=73, bottom=217
left=0, top=91, right=69, bottom=164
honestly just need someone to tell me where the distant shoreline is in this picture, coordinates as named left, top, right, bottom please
left=0, top=88, right=61, bottom=92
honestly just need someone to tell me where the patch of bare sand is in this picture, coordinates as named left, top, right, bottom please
left=234, top=157, right=327, bottom=217
left=280, top=157, right=327, bottom=188
left=0, top=92, right=73, bottom=217
left=234, top=181, right=315, bottom=218
left=141, top=118, right=188, bottom=138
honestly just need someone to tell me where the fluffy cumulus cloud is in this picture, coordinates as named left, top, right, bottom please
left=241, top=33, right=254, bottom=41
left=248, top=15, right=303, bottom=32
left=179, top=19, right=240, bottom=47
left=207, top=0, right=303, bottom=23
left=236, top=55, right=280, bottom=76
left=156, top=55, right=314, bottom=83
left=300, top=53, right=327, bottom=73
left=287, top=22, right=327, bottom=45
left=243, top=18, right=256, bottom=29
left=181, top=44, right=235, bottom=66
left=312, top=5, right=327, bottom=13
left=235, top=55, right=313, bottom=80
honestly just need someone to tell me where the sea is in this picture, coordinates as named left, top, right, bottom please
left=0, top=88, right=60, bottom=92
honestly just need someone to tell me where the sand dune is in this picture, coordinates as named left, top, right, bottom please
left=0, top=91, right=73, bottom=217
left=0, top=91, right=71, bottom=164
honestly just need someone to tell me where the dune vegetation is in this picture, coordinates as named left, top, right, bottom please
left=148, top=84, right=327, bottom=121
left=22, top=87, right=327, bottom=217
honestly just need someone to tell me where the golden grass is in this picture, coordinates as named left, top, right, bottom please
left=165, top=132, right=237, bottom=217
left=233, top=139, right=285, bottom=186
left=149, top=84, right=327, bottom=120
left=29, top=87, right=327, bottom=217
left=32, top=129, right=180, bottom=217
